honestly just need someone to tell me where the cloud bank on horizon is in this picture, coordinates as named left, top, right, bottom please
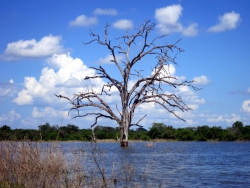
left=0, top=2, right=249, bottom=129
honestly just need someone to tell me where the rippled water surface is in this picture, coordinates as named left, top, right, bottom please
left=58, top=141, right=250, bottom=187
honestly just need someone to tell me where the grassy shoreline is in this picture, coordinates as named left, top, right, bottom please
left=0, top=140, right=157, bottom=188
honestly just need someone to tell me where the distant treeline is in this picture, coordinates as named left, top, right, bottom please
left=0, top=121, right=250, bottom=141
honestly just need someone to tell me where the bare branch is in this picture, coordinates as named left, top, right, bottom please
left=55, top=93, right=121, bottom=124
left=83, top=24, right=124, bottom=78
left=130, top=114, right=147, bottom=128
left=72, top=112, right=114, bottom=128
left=116, top=104, right=122, bottom=117
left=85, top=66, right=122, bottom=93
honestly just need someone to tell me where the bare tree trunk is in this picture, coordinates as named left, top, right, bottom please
left=91, top=128, right=97, bottom=142
left=120, top=110, right=129, bottom=147
left=120, top=127, right=129, bottom=147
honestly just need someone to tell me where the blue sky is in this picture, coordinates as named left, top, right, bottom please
left=0, top=0, right=250, bottom=130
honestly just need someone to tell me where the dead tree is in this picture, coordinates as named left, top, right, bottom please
left=55, top=20, right=199, bottom=147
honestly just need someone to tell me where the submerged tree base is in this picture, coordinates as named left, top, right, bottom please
left=120, top=141, right=128, bottom=147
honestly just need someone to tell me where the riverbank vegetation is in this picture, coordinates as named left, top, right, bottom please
left=0, top=141, right=155, bottom=188
left=1, top=121, right=249, bottom=141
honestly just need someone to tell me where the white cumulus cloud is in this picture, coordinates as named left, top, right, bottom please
left=69, top=15, right=98, bottom=27
left=0, top=81, right=17, bottom=98
left=242, top=100, right=250, bottom=113
left=155, top=5, right=183, bottom=32
left=93, top=8, right=118, bottom=15
left=208, top=11, right=241, bottom=32
left=182, top=23, right=198, bottom=36
left=155, top=4, right=183, bottom=33
left=13, top=53, right=105, bottom=106
left=2, top=35, right=65, bottom=60
left=193, top=75, right=210, bottom=85
left=13, top=89, right=33, bottom=105
left=95, top=54, right=124, bottom=64
left=113, top=19, right=133, bottom=30
left=152, top=64, right=175, bottom=77
left=0, top=109, right=20, bottom=123
left=207, top=114, right=241, bottom=124
left=32, top=107, right=68, bottom=118
left=155, top=4, right=198, bottom=37
left=151, top=64, right=186, bottom=84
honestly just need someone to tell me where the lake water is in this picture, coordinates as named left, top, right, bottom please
left=58, top=141, right=250, bottom=187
